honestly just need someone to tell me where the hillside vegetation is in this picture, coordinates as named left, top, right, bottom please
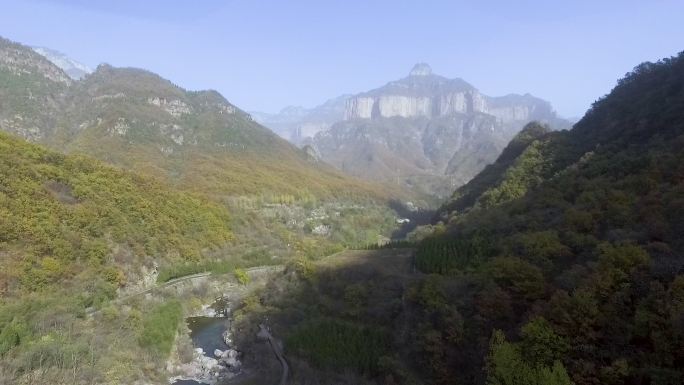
left=0, top=131, right=233, bottom=296
left=0, top=36, right=402, bottom=203
left=0, top=36, right=411, bottom=384
left=410, top=52, right=684, bottom=384
left=234, top=52, right=684, bottom=385
left=0, top=131, right=237, bottom=383
left=0, top=113, right=402, bottom=385
left=8, top=33, right=684, bottom=385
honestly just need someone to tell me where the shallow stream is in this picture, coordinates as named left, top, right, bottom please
left=170, top=298, right=240, bottom=385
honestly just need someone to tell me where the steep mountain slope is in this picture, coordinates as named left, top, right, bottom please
left=0, top=38, right=409, bottom=384
left=0, top=36, right=396, bottom=202
left=438, top=121, right=572, bottom=215
left=410, top=52, right=684, bottom=384
left=0, top=131, right=233, bottom=296
left=0, top=130, right=237, bottom=383
left=308, top=63, right=570, bottom=198
left=0, top=38, right=70, bottom=141
left=57, top=64, right=376, bottom=200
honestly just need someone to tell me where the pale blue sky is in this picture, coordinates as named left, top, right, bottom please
left=1, top=0, right=683, bottom=117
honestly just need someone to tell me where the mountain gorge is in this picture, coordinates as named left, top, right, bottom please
left=2, top=26, right=684, bottom=385
left=229, top=51, right=684, bottom=385
left=407, top=52, right=684, bottom=384
left=0, top=36, right=413, bottom=384
left=256, top=63, right=571, bottom=199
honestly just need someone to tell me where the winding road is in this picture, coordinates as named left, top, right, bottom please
left=88, top=265, right=285, bottom=318
left=86, top=271, right=215, bottom=317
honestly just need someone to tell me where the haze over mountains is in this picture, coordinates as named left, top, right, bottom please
left=250, top=94, right=349, bottom=144
left=254, top=63, right=570, bottom=198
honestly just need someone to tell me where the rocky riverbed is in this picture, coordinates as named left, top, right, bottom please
left=168, top=301, right=242, bottom=385
left=164, top=266, right=285, bottom=385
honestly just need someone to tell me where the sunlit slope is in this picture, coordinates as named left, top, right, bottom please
left=0, top=131, right=233, bottom=296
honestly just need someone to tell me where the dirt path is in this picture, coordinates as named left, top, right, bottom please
left=257, top=324, right=289, bottom=385
left=122, top=272, right=212, bottom=300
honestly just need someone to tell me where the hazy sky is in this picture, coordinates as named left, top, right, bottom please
left=1, top=0, right=683, bottom=118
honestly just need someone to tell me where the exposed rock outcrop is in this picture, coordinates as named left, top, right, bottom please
left=342, top=66, right=554, bottom=123
left=0, top=38, right=71, bottom=85
left=311, top=64, right=571, bottom=198
left=253, top=63, right=569, bottom=197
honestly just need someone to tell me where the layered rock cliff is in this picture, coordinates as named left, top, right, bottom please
left=310, top=64, right=571, bottom=198
left=343, top=63, right=558, bottom=124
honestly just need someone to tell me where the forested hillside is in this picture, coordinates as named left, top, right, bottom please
left=0, top=129, right=401, bottom=384
left=0, top=131, right=235, bottom=295
left=412, top=52, right=684, bottom=384
left=0, top=131, right=236, bottom=383
left=3, top=29, right=682, bottom=385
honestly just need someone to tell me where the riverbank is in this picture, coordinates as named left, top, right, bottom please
left=164, top=266, right=285, bottom=385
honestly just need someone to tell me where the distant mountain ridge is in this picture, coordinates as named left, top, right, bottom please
left=340, top=63, right=565, bottom=124
left=299, top=63, right=571, bottom=198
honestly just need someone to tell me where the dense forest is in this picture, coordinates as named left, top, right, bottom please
left=0, top=131, right=236, bottom=383
left=238, top=52, right=684, bottom=385
left=411, top=52, right=684, bottom=384
left=0, top=131, right=235, bottom=296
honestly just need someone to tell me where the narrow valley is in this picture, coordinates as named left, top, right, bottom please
left=1, top=3, right=683, bottom=385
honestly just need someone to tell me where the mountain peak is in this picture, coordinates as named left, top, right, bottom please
left=409, top=62, right=432, bottom=76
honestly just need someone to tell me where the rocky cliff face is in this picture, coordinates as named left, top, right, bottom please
left=254, top=64, right=564, bottom=152
left=311, top=63, right=571, bottom=198
left=253, top=63, right=569, bottom=198
left=343, top=63, right=556, bottom=125
left=0, top=39, right=71, bottom=85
